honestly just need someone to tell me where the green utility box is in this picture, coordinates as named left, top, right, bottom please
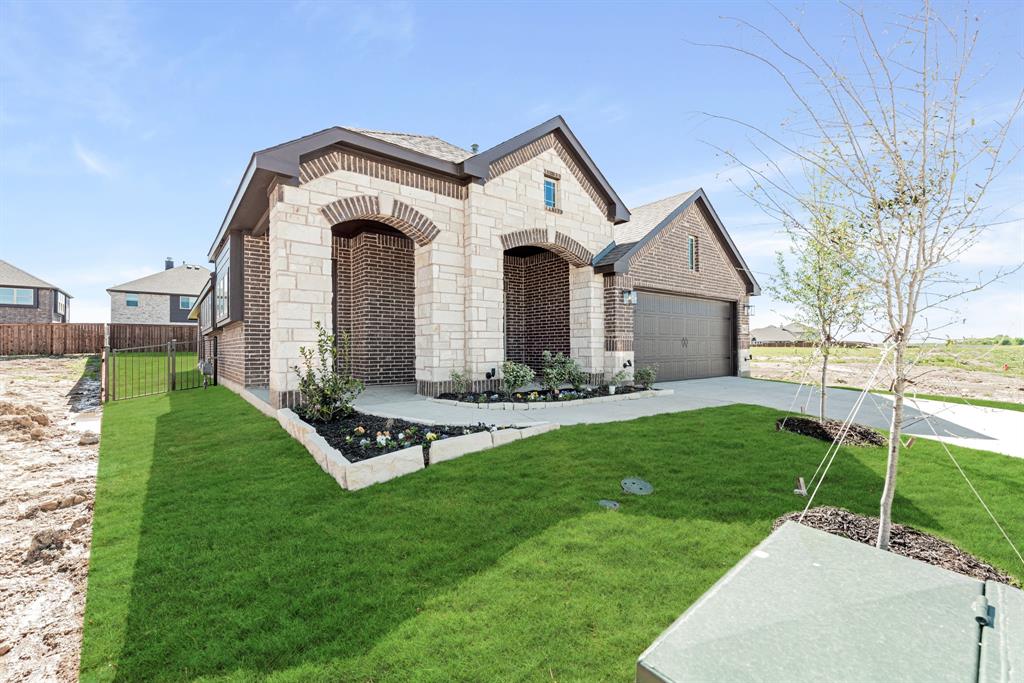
left=637, top=521, right=1022, bottom=682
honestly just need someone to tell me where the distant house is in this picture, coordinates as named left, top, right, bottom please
left=782, top=322, right=816, bottom=341
left=0, top=259, right=72, bottom=323
left=107, top=259, right=210, bottom=325
left=749, top=325, right=797, bottom=345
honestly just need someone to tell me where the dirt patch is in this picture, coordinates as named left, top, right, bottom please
left=774, top=506, right=1018, bottom=586
left=752, top=355, right=1024, bottom=404
left=776, top=416, right=886, bottom=446
left=0, top=355, right=100, bottom=682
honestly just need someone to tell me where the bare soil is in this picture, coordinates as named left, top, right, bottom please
left=0, top=356, right=101, bottom=682
left=752, top=354, right=1024, bottom=404
left=774, top=506, right=1017, bottom=586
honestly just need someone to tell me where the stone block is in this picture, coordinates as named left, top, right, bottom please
left=429, top=431, right=494, bottom=464
left=345, top=446, right=424, bottom=491
left=491, top=429, right=522, bottom=447
left=519, top=423, right=560, bottom=439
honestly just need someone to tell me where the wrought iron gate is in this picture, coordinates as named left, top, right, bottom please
left=105, top=339, right=214, bottom=401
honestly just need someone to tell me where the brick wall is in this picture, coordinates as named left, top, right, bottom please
left=0, top=289, right=56, bottom=323
left=213, top=321, right=245, bottom=386
left=243, top=234, right=270, bottom=386
left=333, top=231, right=416, bottom=384
left=503, top=251, right=570, bottom=371
left=603, top=274, right=635, bottom=353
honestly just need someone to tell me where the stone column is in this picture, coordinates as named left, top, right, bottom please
left=464, top=185, right=506, bottom=390
left=569, top=265, right=605, bottom=378
left=414, top=225, right=469, bottom=395
left=268, top=184, right=334, bottom=408
left=736, top=294, right=751, bottom=377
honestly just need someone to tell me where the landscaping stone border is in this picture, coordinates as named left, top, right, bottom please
left=276, top=408, right=559, bottom=491
left=427, top=388, right=673, bottom=410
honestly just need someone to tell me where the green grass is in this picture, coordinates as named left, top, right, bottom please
left=109, top=351, right=199, bottom=399
left=752, top=343, right=1024, bottom=378
left=81, top=388, right=1024, bottom=682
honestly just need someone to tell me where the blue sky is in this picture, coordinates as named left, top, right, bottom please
left=1, top=0, right=1021, bottom=337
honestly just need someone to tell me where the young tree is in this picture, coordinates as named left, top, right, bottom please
left=770, top=177, right=866, bottom=419
left=701, top=2, right=1022, bottom=549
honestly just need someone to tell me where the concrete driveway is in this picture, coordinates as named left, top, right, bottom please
left=354, top=377, right=1024, bottom=459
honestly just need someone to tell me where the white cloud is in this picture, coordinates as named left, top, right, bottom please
left=73, top=140, right=113, bottom=176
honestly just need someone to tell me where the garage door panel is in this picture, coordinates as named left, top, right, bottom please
left=635, top=292, right=735, bottom=382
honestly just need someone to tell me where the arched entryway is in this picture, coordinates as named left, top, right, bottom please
left=503, top=246, right=571, bottom=372
left=322, top=195, right=438, bottom=386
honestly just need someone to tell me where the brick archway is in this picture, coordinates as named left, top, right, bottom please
left=321, top=195, right=439, bottom=246
left=499, top=229, right=593, bottom=267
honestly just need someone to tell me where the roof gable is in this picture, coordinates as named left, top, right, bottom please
left=107, top=264, right=211, bottom=296
left=0, top=259, right=66, bottom=294
left=594, top=189, right=760, bottom=295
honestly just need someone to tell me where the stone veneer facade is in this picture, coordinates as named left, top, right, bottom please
left=209, top=131, right=754, bottom=407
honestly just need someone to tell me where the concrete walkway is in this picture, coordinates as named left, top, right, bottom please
left=355, top=377, right=1024, bottom=459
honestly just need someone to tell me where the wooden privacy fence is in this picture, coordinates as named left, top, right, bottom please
left=0, top=323, right=197, bottom=356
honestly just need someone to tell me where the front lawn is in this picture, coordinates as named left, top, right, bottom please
left=81, top=387, right=1024, bottom=682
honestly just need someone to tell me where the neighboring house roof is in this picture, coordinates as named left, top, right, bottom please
left=0, top=259, right=71, bottom=296
left=107, top=264, right=211, bottom=296
left=750, top=325, right=797, bottom=343
left=209, top=115, right=631, bottom=259
left=783, top=322, right=816, bottom=339
left=593, top=188, right=760, bottom=295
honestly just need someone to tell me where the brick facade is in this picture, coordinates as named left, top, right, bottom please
left=243, top=234, right=270, bottom=386
left=334, top=231, right=416, bottom=384
left=0, top=288, right=61, bottom=323
left=503, top=251, right=570, bottom=371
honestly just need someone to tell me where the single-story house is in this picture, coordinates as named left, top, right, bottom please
left=0, top=259, right=72, bottom=323
left=782, top=322, right=816, bottom=341
left=750, top=325, right=797, bottom=345
left=107, top=259, right=210, bottom=325
left=197, top=116, right=759, bottom=407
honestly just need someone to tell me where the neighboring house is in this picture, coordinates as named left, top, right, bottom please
left=0, top=259, right=72, bottom=323
left=197, top=116, right=759, bottom=407
left=782, top=322, right=816, bottom=341
left=750, top=325, right=797, bottom=345
left=108, top=259, right=210, bottom=324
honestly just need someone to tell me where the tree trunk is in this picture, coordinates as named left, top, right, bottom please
left=819, top=349, right=830, bottom=420
left=877, top=342, right=905, bottom=550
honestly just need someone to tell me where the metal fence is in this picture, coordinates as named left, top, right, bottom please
left=105, top=339, right=214, bottom=401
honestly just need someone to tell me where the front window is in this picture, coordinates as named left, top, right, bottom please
left=126, top=293, right=139, bottom=307
left=0, top=287, right=34, bottom=305
left=544, top=178, right=558, bottom=209
left=179, top=296, right=196, bottom=310
left=215, top=247, right=230, bottom=322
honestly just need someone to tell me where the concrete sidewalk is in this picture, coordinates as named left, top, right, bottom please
left=354, top=377, right=1024, bottom=459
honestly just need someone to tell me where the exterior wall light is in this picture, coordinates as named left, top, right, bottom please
left=623, top=290, right=638, bottom=305
left=742, top=303, right=754, bottom=316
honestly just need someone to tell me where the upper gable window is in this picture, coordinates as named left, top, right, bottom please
left=543, top=171, right=560, bottom=211
left=687, top=236, right=698, bottom=271
left=126, top=293, right=139, bottom=307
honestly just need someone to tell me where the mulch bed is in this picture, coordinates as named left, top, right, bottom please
left=300, top=410, right=496, bottom=463
left=774, top=506, right=1018, bottom=586
left=438, top=385, right=648, bottom=404
left=776, top=416, right=886, bottom=447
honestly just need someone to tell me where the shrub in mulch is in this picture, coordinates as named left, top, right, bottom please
left=774, top=506, right=1018, bottom=587
left=438, top=385, right=647, bottom=404
left=299, top=410, right=498, bottom=463
left=776, top=416, right=886, bottom=447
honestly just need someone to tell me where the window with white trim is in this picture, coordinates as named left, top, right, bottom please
left=0, top=287, right=34, bottom=305
left=687, top=236, right=698, bottom=271
left=215, top=247, right=230, bottom=322
left=179, top=295, right=196, bottom=310
left=55, top=291, right=67, bottom=317
left=126, top=293, right=139, bottom=307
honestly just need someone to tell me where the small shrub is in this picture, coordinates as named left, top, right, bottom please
left=501, top=360, right=535, bottom=397
left=450, top=369, right=471, bottom=395
left=293, top=321, right=364, bottom=422
left=634, top=366, right=657, bottom=389
left=540, top=351, right=587, bottom=393
left=608, top=369, right=631, bottom=386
